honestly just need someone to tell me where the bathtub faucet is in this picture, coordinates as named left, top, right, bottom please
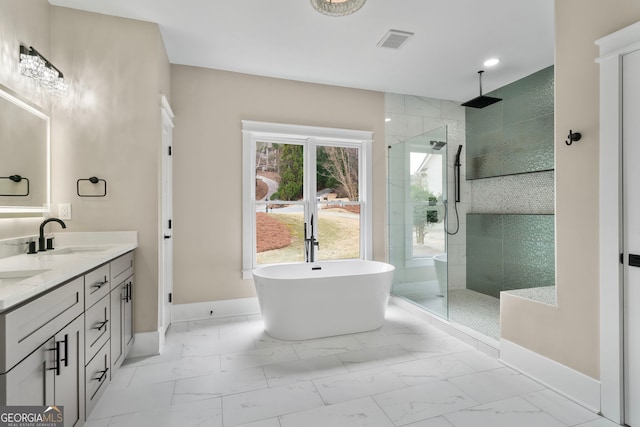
left=304, top=214, right=320, bottom=262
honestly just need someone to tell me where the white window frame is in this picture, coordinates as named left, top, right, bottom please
left=242, top=120, right=373, bottom=279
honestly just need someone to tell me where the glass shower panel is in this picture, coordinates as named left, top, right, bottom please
left=388, top=126, right=449, bottom=319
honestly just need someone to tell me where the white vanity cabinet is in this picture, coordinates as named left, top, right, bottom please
left=2, top=316, right=85, bottom=427
left=0, top=247, right=136, bottom=426
left=110, top=251, right=134, bottom=374
left=83, top=264, right=112, bottom=416
left=0, top=277, right=86, bottom=427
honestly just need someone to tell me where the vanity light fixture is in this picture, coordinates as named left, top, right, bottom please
left=310, top=0, right=366, bottom=17
left=19, top=45, right=68, bottom=96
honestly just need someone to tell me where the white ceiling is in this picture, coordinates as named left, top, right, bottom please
left=48, top=0, right=555, bottom=102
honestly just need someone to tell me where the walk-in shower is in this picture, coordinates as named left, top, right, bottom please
left=388, top=126, right=449, bottom=319
left=388, top=126, right=503, bottom=341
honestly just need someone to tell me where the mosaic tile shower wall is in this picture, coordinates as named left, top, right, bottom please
left=471, top=171, right=554, bottom=214
left=467, top=214, right=555, bottom=297
left=464, top=67, right=556, bottom=299
left=466, top=66, right=554, bottom=180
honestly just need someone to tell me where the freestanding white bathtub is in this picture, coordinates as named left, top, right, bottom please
left=252, top=260, right=395, bottom=340
left=434, top=254, right=447, bottom=296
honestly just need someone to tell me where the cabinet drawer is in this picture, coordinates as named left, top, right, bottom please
left=85, top=264, right=110, bottom=309
left=85, top=295, right=110, bottom=363
left=110, top=252, right=134, bottom=290
left=85, top=340, right=110, bottom=418
left=0, top=277, right=84, bottom=373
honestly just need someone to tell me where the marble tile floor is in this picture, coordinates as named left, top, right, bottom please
left=85, top=304, right=616, bottom=427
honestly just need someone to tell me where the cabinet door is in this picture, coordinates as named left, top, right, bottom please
left=110, top=281, right=125, bottom=371
left=54, top=315, right=85, bottom=427
left=124, top=277, right=134, bottom=355
left=2, top=340, right=54, bottom=406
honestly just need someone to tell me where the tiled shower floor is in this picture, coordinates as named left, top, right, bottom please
left=83, top=304, right=613, bottom=427
left=392, top=282, right=501, bottom=339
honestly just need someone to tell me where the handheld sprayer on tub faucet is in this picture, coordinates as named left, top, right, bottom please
left=304, top=214, right=319, bottom=263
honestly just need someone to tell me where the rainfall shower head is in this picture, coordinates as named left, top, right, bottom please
left=430, top=140, right=446, bottom=150
left=461, top=70, right=502, bottom=109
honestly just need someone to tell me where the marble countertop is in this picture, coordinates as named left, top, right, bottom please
left=0, top=231, right=138, bottom=312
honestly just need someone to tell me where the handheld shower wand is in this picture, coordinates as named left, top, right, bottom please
left=454, top=145, right=462, bottom=203
left=446, top=145, right=463, bottom=235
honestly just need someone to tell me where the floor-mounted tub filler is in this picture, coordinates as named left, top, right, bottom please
left=252, top=260, right=395, bottom=340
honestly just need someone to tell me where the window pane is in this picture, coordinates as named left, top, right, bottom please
left=255, top=206, right=304, bottom=265
left=316, top=204, right=360, bottom=261
left=256, top=141, right=303, bottom=202
left=316, top=146, right=359, bottom=201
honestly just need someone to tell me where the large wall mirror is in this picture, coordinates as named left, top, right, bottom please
left=0, top=84, right=50, bottom=216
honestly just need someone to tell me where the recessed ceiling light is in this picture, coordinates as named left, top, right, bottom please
left=385, top=117, right=391, bottom=122
left=483, top=58, right=500, bottom=67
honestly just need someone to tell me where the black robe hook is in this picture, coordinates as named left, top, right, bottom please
left=566, top=130, right=582, bottom=146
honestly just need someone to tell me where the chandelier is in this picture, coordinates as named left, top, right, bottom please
left=310, top=0, right=366, bottom=17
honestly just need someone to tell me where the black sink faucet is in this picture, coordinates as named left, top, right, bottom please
left=39, top=217, right=66, bottom=252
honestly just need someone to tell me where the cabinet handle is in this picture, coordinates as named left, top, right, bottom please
left=93, top=368, right=109, bottom=383
left=124, top=282, right=132, bottom=302
left=92, top=279, right=109, bottom=289
left=47, top=342, right=61, bottom=376
left=94, top=320, right=109, bottom=332
left=61, top=334, right=69, bottom=368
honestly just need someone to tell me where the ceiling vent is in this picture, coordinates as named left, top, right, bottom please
left=377, top=30, right=414, bottom=49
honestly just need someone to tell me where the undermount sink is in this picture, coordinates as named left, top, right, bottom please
left=47, top=246, right=113, bottom=255
left=0, top=269, right=49, bottom=279
left=0, top=269, right=50, bottom=286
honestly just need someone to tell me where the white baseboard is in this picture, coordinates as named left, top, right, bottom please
left=500, top=339, right=601, bottom=413
left=128, top=331, right=160, bottom=358
left=172, top=297, right=261, bottom=322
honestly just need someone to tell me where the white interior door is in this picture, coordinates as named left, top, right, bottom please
left=160, top=96, right=174, bottom=336
left=623, top=48, right=640, bottom=427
